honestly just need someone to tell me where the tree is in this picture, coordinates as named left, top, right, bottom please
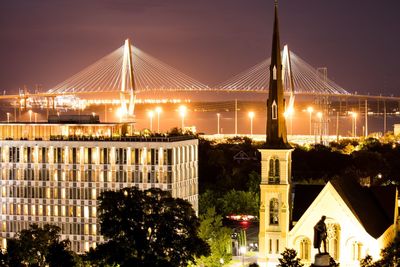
left=87, top=187, right=210, bottom=267
left=195, top=207, right=232, bottom=267
left=4, top=224, right=77, bottom=267
left=219, top=189, right=259, bottom=216
left=277, top=248, right=304, bottom=267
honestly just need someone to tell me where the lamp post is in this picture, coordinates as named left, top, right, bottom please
left=240, top=246, right=246, bottom=267
left=217, top=113, right=221, bottom=135
left=248, top=112, right=254, bottom=137
left=307, top=106, right=314, bottom=136
left=28, top=110, right=33, bottom=123
left=352, top=112, right=358, bottom=137
left=179, top=105, right=187, bottom=130
left=317, top=112, right=323, bottom=143
left=155, top=106, right=162, bottom=132
left=148, top=110, right=154, bottom=131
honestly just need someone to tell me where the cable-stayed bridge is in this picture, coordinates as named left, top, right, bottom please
left=0, top=39, right=399, bottom=106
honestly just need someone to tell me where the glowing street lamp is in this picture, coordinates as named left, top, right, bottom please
left=217, top=113, right=221, bottom=135
left=148, top=110, right=154, bottom=131
left=179, top=105, right=187, bottom=129
left=116, top=107, right=126, bottom=123
left=155, top=106, right=162, bottom=132
left=307, top=106, right=314, bottom=136
left=248, top=111, right=255, bottom=137
left=28, top=110, right=33, bottom=123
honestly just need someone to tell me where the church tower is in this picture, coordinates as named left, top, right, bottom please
left=258, top=1, right=293, bottom=266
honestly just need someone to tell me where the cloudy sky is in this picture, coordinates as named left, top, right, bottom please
left=0, top=0, right=399, bottom=96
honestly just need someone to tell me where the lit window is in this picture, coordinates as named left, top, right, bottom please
left=92, top=207, right=96, bottom=217
left=91, top=189, right=96, bottom=200
left=92, top=224, right=97, bottom=235
left=61, top=188, right=66, bottom=199
left=84, top=224, right=89, bottom=235
left=299, top=238, right=311, bottom=260
left=272, top=101, right=278, bottom=120
left=84, top=206, right=89, bottom=219
left=61, top=206, right=66, bottom=217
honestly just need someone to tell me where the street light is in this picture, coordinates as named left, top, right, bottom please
left=285, top=107, right=294, bottom=135
left=351, top=112, right=358, bottom=137
left=317, top=112, right=323, bottom=143
left=240, top=246, right=247, bottom=267
left=307, top=106, right=314, bottom=136
left=148, top=110, right=154, bottom=131
left=179, top=105, right=187, bottom=129
left=155, top=106, right=162, bottom=132
left=248, top=112, right=255, bottom=137
left=28, top=110, right=33, bottom=123
left=217, top=113, right=221, bottom=135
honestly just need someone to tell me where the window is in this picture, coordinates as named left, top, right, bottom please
left=326, top=223, right=340, bottom=260
left=351, top=241, right=363, bottom=261
left=272, top=101, right=278, bottom=120
left=269, top=198, right=279, bottom=225
left=268, top=157, right=280, bottom=184
left=299, top=238, right=311, bottom=260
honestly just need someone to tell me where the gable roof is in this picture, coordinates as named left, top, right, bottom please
left=292, top=178, right=397, bottom=239
left=292, top=184, right=324, bottom=223
left=330, top=177, right=396, bottom=238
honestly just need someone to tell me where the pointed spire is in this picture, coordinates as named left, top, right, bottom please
left=265, top=0, right=291, bottom=149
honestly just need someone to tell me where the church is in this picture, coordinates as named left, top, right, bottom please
left=257, top=2, right=399, bottom=266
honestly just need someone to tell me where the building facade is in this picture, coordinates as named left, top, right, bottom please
left=0, top=122, right=199, bottom=253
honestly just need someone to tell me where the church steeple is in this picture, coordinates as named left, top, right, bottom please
left=266, top=0, right=291, bottom=149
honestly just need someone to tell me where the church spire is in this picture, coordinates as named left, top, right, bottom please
left=266, top=0, right=291, bottom=149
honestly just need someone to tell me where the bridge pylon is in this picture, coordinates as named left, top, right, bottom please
left=120, top=38, right=136, bottom=123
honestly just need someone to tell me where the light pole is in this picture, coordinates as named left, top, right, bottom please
left=217, top=113, right=221, bottom=135
left=317, top=112, right=323, bottom=143
left=6, top=112, right=10, bottom=123
left=240, top=246, right=246, bottom=267
left=179, top=105, right=187, bottom=130
left=155, top=107, right=162, bottom=132
left=352, top=112, right=358, bottom=137
left=28, top=110, right=33, bottom=123
left=307, top=106, right=314, bottom=136
left=248, top=112, right=254, bottom=137
left=148, top=110, right=154, bottom=131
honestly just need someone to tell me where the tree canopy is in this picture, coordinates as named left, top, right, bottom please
left=86, top=187, right=210, bottom=267
left=3, top=224, right=77, bottom=267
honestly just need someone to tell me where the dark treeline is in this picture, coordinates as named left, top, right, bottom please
left=198, top=135, right=400, bottom=216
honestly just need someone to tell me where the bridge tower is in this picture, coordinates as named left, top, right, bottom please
left=258, top=1, right=293, bottom=266
left=120, top=38, right=136, bottom=122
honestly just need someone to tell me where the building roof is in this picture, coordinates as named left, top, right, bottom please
left=292, top=184, right=324, bottom=223
left=292, top=179, right=397, bottom=238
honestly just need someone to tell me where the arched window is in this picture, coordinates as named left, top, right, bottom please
left=272, top=101, right=278, bottom=120
left=351, top=241, right=363, bottom=261
left=299, top=238, right=311, bottom=260
left=269, top=198, right=279, bottom=225
left=327, top=223, right=340, bottom=260
left=268, top=157, right=280, bottom=184
left=274, top=159, right=280, bottom=178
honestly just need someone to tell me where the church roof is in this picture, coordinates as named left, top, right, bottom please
left=292, top=179, right=397, bottom=238
left=292, top=184, right=324, bottom=223
left=330, top=178, right=396, bottom=238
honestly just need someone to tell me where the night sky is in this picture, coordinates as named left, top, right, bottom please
left=1, top=0, right=399, bottom=96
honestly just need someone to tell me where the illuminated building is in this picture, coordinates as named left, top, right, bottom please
left=0, top=116, right=198, bottom=253
left=258, top=2, right=398, bottom=266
